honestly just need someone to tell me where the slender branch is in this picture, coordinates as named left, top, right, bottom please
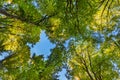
left=101, top=0, right=110, bottom=17
left=80, top=56, right=94, bottom=80
left=75, top=0, right=81, bottom=35
left=97, top=0, right=106, bottom=9
left=0, top=8, right=56, bottom=26
left=87, top=50, right=98, bottom=80
left=117, top=0, right=119, bottom=4
left=97, top=63, right=102, bottom=80
left=0, top=8, right=18, bottom=18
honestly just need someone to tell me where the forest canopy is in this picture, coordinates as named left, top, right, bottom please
left=0, top=0, right=120, bottom=80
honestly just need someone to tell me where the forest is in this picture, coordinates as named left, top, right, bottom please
left=0, top=0, right=120, bottom=80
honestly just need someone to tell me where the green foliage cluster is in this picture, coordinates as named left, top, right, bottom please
left=0, top=0, right=120, bottom=80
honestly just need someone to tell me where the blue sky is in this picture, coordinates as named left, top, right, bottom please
left=28, top=31, right=67, bottom=80
left=28, top=31, right=55, bottom=59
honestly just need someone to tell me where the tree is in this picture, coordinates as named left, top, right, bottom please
left=0, top=0, right=120, bottom=80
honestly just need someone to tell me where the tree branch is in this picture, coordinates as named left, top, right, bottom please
left=87, top=50, right=99, bottom=80
left=80, top=55, right=94, bottom=80
left=0, top=8, right=56, bottom=26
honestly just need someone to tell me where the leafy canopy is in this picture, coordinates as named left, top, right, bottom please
left=0, top=0, right=120, bottom=80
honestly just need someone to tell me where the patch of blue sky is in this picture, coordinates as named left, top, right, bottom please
left=32, top=0, right=40, bottom=9
left=0, top=52, right=9, bottom=60
left=27, top=31, right=68, bottom=80
left=27, top=31, right=55, bottom=59
left=58, top=68, right=67, bottom=80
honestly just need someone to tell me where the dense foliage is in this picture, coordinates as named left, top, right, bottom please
left=0, top=0, right=120, bottom=80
